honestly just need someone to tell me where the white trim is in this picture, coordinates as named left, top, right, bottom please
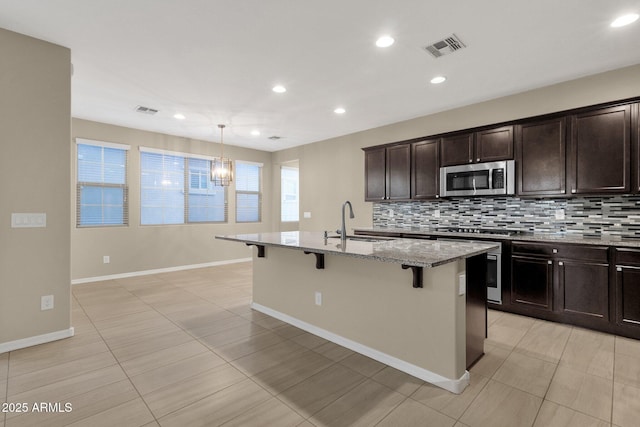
left=71, top=258, right=252, bottom=285
left=139, top=146, right=216, bottom=162
left=250, top=302, right=470, bottom=394
left=235, top=159, right=264, bottom=167
left=76, top=138, right=130, bottom=151
left=0, top=327, right=75, bottom=354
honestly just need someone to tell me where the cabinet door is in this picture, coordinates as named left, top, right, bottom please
left=570, top=104, right=631, bottom=194
left=511, top=255, right=553, bottom=311
left=386, top=144, right=411, bottom=200
left=476, top=126, right=514, bottom=163
left=517, top=117, right=567, bottom=196
left=616, top=266, right=640, bottom=329
left=440, top=133, right=473, bottom=166
left=364, top=147, right=386, bottom=201
left=557, top=259, right=609, bottom=325
left=411, top=139, right=439, bottom=199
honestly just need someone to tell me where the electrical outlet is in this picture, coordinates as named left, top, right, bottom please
left=434, top=209, right=441, bottom=218
left=103, top=255, right=110, bottom=264
left=555, top=209, right=565, bottom=220
left=41, top=295, right=54, bottom=311
left=387, top=209, right=394, bottom=218
left=314, top=291, right=322, bottom=306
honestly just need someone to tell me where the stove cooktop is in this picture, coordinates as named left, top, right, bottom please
left=437, top=227, right=526, bottom=237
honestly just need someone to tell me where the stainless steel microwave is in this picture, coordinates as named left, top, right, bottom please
left=440, top=160, right=515, bottom=197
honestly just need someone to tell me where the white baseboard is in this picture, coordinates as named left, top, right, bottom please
left=71, top=258, right=252, bottom=285
left=250, top=302, right=470, bottom=394
left=0, top=327, right=75, bottom=354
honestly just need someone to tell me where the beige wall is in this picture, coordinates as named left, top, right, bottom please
left=274, top=63, right=640, bottom=234
left=252, top=248, right=467, bottom=384
left=71, top=119, right=273, bottom=280
left=0, top=29, right=71, bottom=344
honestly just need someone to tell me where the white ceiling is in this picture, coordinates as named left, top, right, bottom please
left=1, top=1, right=640, bottom=151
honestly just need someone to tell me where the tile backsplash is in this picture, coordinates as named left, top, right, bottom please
left=373, top=196, right=640, bottom=237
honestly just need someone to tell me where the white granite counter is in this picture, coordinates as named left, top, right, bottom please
left=216, top=231, right=499, bottom=268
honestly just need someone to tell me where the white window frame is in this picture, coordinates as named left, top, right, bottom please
left=76, top=138, right=130, bottom=228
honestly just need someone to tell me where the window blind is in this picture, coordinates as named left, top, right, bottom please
left=236, top=161, right=262, bottom=223
left=139, top=147, right=227, bottom=225
left=76, top=139, right=129, bottom=227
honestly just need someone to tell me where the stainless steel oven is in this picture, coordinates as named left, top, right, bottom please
left=440, top=160, right=515, bottom=197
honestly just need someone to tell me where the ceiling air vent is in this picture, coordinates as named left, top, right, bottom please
left=268, top=136, right=282, bottom=140
left=135, top=105, right=159, bottom=115
left=424, top=34, right=466, bottom=58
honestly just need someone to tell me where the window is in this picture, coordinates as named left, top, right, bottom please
left=140, top=147, right=227, bottom=225
left=187, top=158, right=226, bottom=223
left=236, top=161, right=262, bottom=222
left=281, top=165, right=299, bottom=222
left=76, top=139, right=129, bottom=227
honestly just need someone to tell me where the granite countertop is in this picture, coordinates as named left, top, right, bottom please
left=354, top=227, right=640, bottom=248
left=216, top=231, right=499, bottom=268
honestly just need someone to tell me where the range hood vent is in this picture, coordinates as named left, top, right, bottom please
left=135, top=105, right=159, bottom=115
left=424, top=34, right=466, bottom=58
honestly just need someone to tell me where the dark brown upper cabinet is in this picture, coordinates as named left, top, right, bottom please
left=516, top=117, right=567, bottom=196
left=634, top=103, right=640, bottom=192
left=364, top=144, right=411, bottom=201
left=475, top=126, right=514, bottom=163
left=569, top=104, right=631, bottom=195
left=440, top=126, right=514, bottom=167
left=440, top=133, right=474, bottom=166
left=411, top=139, right=440, bottom=199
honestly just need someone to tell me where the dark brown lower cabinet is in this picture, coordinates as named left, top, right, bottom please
left=511, top=255, right=553, bottom=311
left=556, top=259, right=610, bottom=328
left=615, top=249, right=640, bottom=336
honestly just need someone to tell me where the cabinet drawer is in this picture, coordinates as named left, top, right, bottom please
left=616, top=248, right=640, bottom=267
left=555, top=245, right=609, bottom=263
left=512, top=242, right=555, bottom=257
left=512, top=241, right=608, bottom=262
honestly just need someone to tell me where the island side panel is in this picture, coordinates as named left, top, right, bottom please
left=251, top=246, right=467, bottom=381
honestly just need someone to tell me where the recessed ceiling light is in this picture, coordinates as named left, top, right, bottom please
left=611, top=13, right=639, bottom=27
left=375, top=35, right=395, bottom=48
left=430, top=76, right=447, bottom=84
left=173, top=113, right=185, bottom=120
left=251, top=130, right=260, bottom=136
left=334, top=107, right=346, bottom=114
left=272, top=85, right=287, bottom=93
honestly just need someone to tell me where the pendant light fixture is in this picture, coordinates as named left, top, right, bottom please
left=211, top=124, right=233, bottom=186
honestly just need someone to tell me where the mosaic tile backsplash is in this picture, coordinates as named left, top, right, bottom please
left=372, top=196, right=640, bottom=238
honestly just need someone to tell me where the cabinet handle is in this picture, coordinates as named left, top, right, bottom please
left=548, top=260, right=552, bottom=265
left=617, top=267, right=623, bottom=272
left=571, top=189, right=576, bottom=194
left=559, top=261, right=564, bottom=266
left=552, top=248, right=558, bottom=254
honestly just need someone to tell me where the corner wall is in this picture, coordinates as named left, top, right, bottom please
left=0, top=29, right=71, bottom=345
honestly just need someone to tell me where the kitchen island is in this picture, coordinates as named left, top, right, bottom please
left=216, top=231, right=498, bottom=393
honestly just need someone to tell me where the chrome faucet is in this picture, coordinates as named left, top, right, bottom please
left=338, top=201, right=355, bottom=241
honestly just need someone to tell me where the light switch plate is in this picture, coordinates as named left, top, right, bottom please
left=11, top=213, right=46, bottom=228
left=303, top=212, right=311, bottom=219
left=458, top=274, right=466, bottom=296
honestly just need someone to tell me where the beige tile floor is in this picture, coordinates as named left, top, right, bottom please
left=2, top=261, right=640, bottom=426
